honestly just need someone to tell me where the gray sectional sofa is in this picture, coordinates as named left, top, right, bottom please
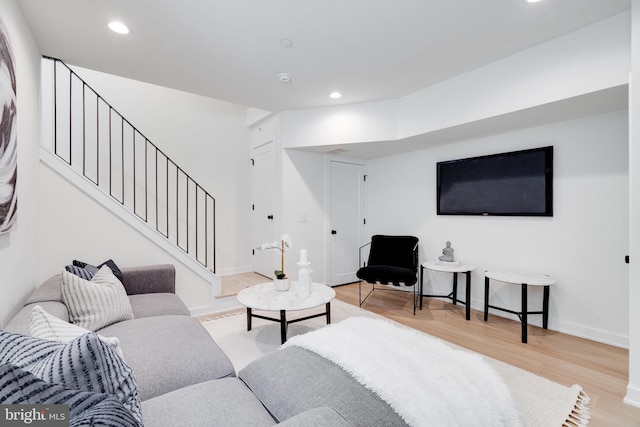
left=2, top=264, right=403, bottom=427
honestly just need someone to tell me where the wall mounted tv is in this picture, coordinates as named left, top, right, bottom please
left=437, top=146, right=553, bottom=216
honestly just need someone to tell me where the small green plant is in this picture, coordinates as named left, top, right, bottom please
left=274, top=270, right=287, bottom=280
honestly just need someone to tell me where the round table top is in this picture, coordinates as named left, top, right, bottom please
left=485, top=270, right=556, bottom=286
left=237, top=281, right=336, bottom=312
left=423, top=261, right=476, bottom=273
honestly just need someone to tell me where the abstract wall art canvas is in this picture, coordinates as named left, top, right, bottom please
left=0, top=17, right=16, bottom=234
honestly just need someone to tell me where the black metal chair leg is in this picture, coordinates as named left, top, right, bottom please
left=412, top=283, right=416, bottom=315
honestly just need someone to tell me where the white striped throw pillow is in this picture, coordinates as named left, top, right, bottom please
left=61, top=264, right=134, bottom=331
left=30, top=305, right=124, bottom=357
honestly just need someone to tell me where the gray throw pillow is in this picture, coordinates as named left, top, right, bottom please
left=73, top=259, right=123, bottom=282
left=0, top=330, right=142, bottom=425
left=0, top=363, right=141, bottom=427
left=64, top=264, right=99, bottom=280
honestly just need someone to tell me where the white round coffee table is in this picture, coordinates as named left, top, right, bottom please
left=237, top=281, right=336, bottom=344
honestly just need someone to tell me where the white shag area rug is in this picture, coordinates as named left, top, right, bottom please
left=201, top=299, right=590, bottom=426
left=283, top=316, right=523, bottom=426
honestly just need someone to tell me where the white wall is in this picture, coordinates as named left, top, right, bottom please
left=59, top=66, right=252, bottom=276
left=366, top=110, right=629, bottom=346
left=279, top=100, right=398, bottom=149
left=281, top=149, right=328, bottom=283
left=37, top=163, right=214, bottom=311
left=0, top=0, right=43, bottom=328
left=249, top=115, right=328, bottom=284
left=626, top=0, right=640, bottom=409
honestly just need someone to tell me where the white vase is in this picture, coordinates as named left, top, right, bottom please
left=274, top=278, right=290, bottom=292
left=297, top=263, right=311, bottom=298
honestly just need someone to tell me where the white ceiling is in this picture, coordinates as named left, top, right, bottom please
left=18, top=0, right=630, bottom=113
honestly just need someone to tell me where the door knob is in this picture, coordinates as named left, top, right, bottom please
left=331, top=230, right=337, bottom=235
left=267, top=215, right=274, bottom=220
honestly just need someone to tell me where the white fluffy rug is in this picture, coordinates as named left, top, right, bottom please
left=284, top=317, right=524, bottom=426
left=201, top=300, right=590, bottom=426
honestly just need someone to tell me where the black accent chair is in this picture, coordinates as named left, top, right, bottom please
left=357, top=235, right=419, bottom=314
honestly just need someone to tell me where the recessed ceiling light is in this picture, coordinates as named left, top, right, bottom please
left=329, top=92, right=342, bottom=99
left=108, top=21, right=130, bottom=35
left=526, top=0, right=542, bottom=3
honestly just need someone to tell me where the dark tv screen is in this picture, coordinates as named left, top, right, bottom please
left=437, top=146, right=553, bottom=216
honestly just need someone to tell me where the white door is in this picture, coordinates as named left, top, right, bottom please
left=329, top=161, right=365, bottom=286
left=251, top=141, right=277, bottom=278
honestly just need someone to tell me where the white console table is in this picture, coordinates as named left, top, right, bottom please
left=484, top=270, right=555, bottom=343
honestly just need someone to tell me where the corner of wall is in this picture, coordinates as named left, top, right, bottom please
left=246, top=107, right=273, bottom=128
left=625, top=384, right=640, bottom=409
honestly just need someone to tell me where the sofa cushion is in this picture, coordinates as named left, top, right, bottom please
left=128, top=293, right=190, bottom=318
left=0, top=331, right=142, bottom=425
left=277, top=407, right=354, bottom=427
left=0, top=363, right=141, bottom=427
left=26, top=275, right=64, bottom=305
left=120, top=264, right=176, bottom=295
left=27, top=264, right=177, bottom=307
left=99, top=315, right=235, bottom=400
left=61, top=265, right=134, bottom=330
left=239, top=346, right=407, bottom=426
left=3, top=301, right=69, bottom=336
left=5, top=294, right=188, bottom=337
left=142, top=377, right=275, bottom=427
left=4, top=292, right=187, bottom=336
left=29, top=305, right=123, bottom=357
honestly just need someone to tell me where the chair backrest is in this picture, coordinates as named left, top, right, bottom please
left=367, top=235, right=419, bottom=270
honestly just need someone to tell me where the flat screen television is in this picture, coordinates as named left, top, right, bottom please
left=437, top=146, right=553, bottom=216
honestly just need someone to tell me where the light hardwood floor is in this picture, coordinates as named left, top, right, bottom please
left=218, top=272, right=270, bottom=298
left=334, top=282, right=640, bottom=427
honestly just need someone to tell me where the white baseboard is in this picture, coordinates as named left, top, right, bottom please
left=555, top=319, right=628, bottom=349
left=217, top=266, right=254, bottom=276
left=421, top=286, right=629, bottom=349
left=625, top=384, right=640, bottom=408
left=190, top=294, right=243, bottom=317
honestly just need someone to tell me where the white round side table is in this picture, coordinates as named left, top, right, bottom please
left=484, top=270, right=556, bottom=343
left=420, top=262, right=476, bottom=320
